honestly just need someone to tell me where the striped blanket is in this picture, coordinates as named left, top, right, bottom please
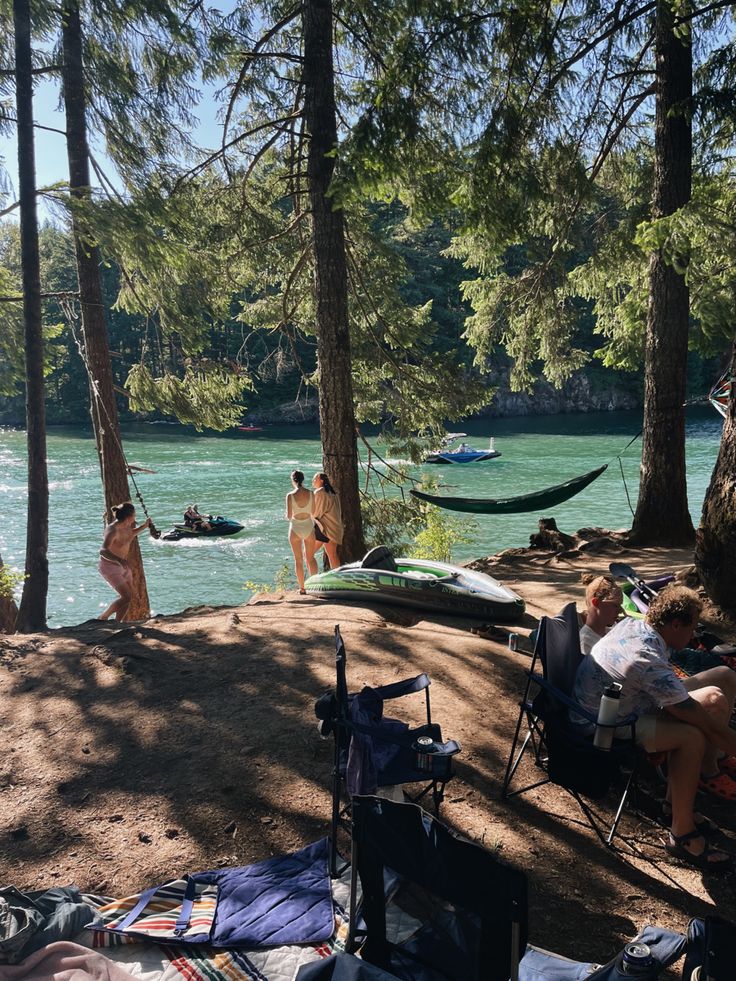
left=78, top=873, right=353, bottom=981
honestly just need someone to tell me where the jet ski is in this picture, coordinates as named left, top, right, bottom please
left=305, top=546, right=525, bottom=622
left=162, top=516, right=244, bottom=541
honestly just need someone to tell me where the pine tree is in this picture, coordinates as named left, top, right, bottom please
left=13, top=0, right=49, bottom=632
left=302, top=0, right=362, bottom=559
left=61, top=0, right=151, bottom=617
left=630, top=0, right=695, bottom=545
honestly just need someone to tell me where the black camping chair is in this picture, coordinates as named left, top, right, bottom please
left=315, top=625, right=460, bottom=877
left=501, top=602, right=641, bottom=847
left=346, top=795, right=528, bottom=981
left=682, top=916, right=736, bottom=981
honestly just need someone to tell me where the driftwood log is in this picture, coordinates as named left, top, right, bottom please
left=529, top=517, right=577, bottom=552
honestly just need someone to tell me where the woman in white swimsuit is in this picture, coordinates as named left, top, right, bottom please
left=285, top=470, right=319, bottom=594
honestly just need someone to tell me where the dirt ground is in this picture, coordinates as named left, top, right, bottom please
left=2, top=534, right=736, bottom=969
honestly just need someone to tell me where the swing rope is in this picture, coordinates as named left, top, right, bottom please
left=62, top=298, right=161, bottom=538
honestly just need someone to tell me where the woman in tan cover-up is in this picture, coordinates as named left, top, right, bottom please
left=312, top=471, right=343, bottom=569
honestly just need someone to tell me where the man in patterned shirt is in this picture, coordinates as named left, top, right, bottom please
left=573, top=584, right=736, bottom=871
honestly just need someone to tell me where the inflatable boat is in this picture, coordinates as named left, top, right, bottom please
left=305, top=546, right=525, bottom=622
left=162, top=516, right=244, bottom=541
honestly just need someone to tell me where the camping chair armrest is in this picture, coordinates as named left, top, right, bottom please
left=530, top=672, right=637, bottom=730
left=341, top=718, right=459, bottom=754
left=370, top=674, right=431, bottom=700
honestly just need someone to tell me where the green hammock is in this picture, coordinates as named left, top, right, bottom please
left=410, top=464, right=608, bottom=515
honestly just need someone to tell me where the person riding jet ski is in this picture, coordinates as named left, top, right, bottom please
left=183, top=504, right=212, bottom=531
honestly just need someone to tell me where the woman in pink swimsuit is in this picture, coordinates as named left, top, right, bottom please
left=98, top=501, right=151, bottom=621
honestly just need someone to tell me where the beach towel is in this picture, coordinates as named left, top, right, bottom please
left=94, top=879, right=219, bottom=944
left=94, top=839, right=334, bottom=949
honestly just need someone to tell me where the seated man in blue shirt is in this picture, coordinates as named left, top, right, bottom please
left=573, top=584, right=736, bottom=871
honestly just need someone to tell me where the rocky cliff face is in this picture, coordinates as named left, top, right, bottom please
left=251, top=368, right=642, bottom=424
left=479, top=368, right=641, bottom=418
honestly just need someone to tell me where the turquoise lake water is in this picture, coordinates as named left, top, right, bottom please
left=0, top=409, right=723, bottom=626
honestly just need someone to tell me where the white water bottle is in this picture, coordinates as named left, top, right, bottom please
left=593, top=682, right=622, bottom=751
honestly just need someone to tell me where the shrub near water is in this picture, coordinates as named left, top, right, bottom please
left=0, top=564, right=25, bottom=600
left=362, top=473, right=477, bottom=563
left=410, top=506, right=476, bottom=563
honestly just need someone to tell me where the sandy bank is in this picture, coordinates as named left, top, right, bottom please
left=1, top=538, right=735, bottom=963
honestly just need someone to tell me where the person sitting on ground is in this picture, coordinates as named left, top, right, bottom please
left=579, top=575, right=624, bottom=654
left=183, top=504, right=211, bottom=531
left=572, top=584, right=736, bottom=871
left=98, top=501, right=151, bottom=622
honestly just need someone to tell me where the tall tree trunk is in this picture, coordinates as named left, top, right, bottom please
left=0, top=551, right=19, bottom=633
left=630, top=0, right=694, bottom=545
left=61, top=0, right=150, bottom=618
left=14, top=0, right=49, bottom=632
left=302, top=0, right=364, bottom=562
left=695, top=338, right=736, bottom=611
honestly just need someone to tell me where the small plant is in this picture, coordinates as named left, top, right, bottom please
left=273, top=562, right=293, bottom=591
left=0, top=564, right=25, bottom=600
left=410, top=505, right=476, bottom=563
left=244, top=562, right=294, bottom=594
left=360, top=469, right=477, bottom=562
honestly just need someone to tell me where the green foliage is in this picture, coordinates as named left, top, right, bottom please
left=244, top=561, right=293, bottom=594
left=0, top=223, right=72, bottom=404
left=409, top=505, right=476, bottom=563
left=126, top=362, right=251, bottom=431
left=0, top=563, right=25, bottom=600
left=633, top=174, right=736, bottom=354
left=361, top=471, right=476, bottom=560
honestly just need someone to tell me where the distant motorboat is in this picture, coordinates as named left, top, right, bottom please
left=237, top=425, right=263, bottom=432
left=425, top=433, right=501, bottom=464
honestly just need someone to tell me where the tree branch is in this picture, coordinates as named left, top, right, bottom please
left=173, top=112, right=302, bottom=190
left=222, top=4, right=303, bottom=149
left=0, top=290, right=80, bottom=303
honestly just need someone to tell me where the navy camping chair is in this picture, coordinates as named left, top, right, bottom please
left=347, top=795, right=528, bottom=981
left=296, top=798, right=689, bottom=981
left=315, top=625, right=460, bottom=876
left=682, top=916, right=736, bottom=981
left=501, top=603, right=643, bottom=846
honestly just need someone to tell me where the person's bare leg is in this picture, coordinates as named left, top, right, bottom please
left=100, top=588, right=131, bottom=622
left=289, top=531, right=306, bottom=592
left=304, top=536, right=319, bottom=578
left=114, top=595, right=132, bottom=621
left=325, top=541, right=340, bottom=569
left=649, top=717, right=728, bottom=862
left=683, top=679, right=733, bottom=776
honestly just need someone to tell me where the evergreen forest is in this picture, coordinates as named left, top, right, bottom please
left=1, top=0, right=736, bottom=629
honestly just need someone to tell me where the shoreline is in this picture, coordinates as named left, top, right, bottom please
left=2, top=537, right=736, bottom=962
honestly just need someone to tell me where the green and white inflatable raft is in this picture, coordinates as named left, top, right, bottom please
left=305, top=546, right=525, bottom=622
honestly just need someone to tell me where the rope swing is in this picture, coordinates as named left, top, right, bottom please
left=62, top=298, right=161, bottom=539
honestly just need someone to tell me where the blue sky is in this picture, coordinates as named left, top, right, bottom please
left=2, top=0, right=241, bottom=219
left=2, top=72, right=224, bottom=218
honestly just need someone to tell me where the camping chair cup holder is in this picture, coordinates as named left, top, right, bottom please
left=315, top=625, right=461, bottom=877
left=502, top=602, right=646, bottom=847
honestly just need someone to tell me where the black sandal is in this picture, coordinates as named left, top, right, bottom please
left=660, top=802, right=719, bottom=838
left=665, top=829, right=732, bottom=872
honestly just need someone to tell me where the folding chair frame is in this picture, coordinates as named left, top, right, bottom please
left=501, top=606, right=641, bottom=848
left=323, top=625, right=459, bottom=877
